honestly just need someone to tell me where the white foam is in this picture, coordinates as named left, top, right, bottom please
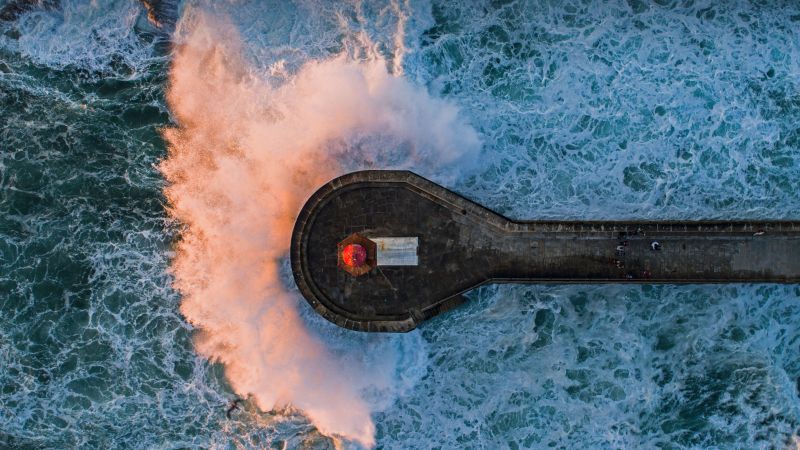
left=5, top=0, right=160, bottom=75
left=4, top=0, right=798, bottom=447
left=161, top=6, right=478, bottom=447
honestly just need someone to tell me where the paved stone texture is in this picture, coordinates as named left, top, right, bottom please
left=291, top=171, right=800, bottom=332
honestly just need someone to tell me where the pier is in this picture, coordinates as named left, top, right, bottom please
left=291, top=171, right=800, bottom=332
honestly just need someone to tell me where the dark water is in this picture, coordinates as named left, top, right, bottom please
left=1, top=0, right=799, bottom=448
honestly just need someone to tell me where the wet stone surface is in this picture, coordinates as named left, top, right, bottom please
left=291, top=171, right=800, bottom=332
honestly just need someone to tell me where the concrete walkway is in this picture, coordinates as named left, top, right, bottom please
left=291, top=171, right=800, bottom=332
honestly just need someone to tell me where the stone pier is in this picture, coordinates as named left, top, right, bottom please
left=291, top=171, right=800, bottom=332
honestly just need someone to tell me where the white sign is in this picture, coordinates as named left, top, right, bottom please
left=373, top=237, right=418, bottom=266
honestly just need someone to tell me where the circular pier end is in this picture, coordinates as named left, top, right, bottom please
left=290, top=170, right=486, bottom=332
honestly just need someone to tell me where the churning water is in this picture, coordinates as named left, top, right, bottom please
left=1, top=0, right=799, bottom=448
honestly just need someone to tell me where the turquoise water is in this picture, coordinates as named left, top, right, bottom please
left=1, top=0, right=799, bottom=448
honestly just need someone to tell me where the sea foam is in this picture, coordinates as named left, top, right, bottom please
left=160, top=7, right=478, bottom=446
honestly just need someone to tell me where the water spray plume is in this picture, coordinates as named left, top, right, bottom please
left=160, top=9, right=479, bottom=447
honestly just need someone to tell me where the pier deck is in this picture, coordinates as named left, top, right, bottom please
left=291, top=171, right=800, bottom=332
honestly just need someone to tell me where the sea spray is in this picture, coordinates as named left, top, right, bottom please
left=159, top=9, right=479, bottom=446
left=1, top=0, right=799, bottom=448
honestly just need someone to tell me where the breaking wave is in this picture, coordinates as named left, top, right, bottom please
left=159, top=8, right=479, bottom=446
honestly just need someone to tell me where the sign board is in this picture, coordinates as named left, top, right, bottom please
left=373, top=237, right=418, bottom=266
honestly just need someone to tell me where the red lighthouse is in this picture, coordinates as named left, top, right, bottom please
left=341, top=243, right=367, bottom=268
left=337, top=233, right=377, bottom=276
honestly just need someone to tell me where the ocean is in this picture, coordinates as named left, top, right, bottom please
left=1, top=0, right=799, bottom=448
